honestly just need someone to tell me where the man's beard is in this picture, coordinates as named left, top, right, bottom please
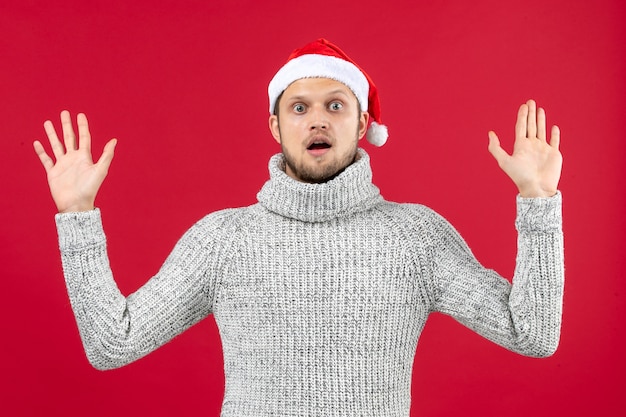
left=281, top=144, right=358, bottom=183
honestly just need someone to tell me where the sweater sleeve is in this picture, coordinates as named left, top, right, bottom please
left=55, top=209, right=230, bottom=370
left=427, top=192, right=564, bottom=357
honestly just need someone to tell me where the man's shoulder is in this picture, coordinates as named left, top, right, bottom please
left=375, top=199, right=460, bottom=233
left=375, top=199, right=441, bottom=220
left=186, top=205, right=254, bottom=237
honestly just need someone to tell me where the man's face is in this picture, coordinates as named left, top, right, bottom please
left=269, top=78, right=369, bottom=183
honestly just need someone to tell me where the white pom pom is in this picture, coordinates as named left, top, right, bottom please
left=366, top=122, right=388, bottom=146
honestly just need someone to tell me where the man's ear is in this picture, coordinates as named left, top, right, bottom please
left=269, top=114, right=281, bottom=144
left=358, top=111, right=370, bottom=140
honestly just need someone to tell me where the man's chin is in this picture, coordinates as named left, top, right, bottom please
left=282, top=147, right=359, bottom=183
left=288, top=162, right=348, bottom=184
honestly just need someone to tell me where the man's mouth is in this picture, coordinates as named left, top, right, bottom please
left=306, top=137, right=332, bottom=157
left=306, top=135, right=332, bottom=151
left=307, top=142, right=331, bottom=150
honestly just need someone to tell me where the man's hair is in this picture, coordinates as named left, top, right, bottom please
left=273, top=92, right=284, bottom=117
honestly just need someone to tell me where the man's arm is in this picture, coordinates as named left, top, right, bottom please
left=34, top=113, right=217, bottom=370
left=425, top=194, right=563, bottom=357
left=54, top=208, right=220, bottom=370
left=429, top=100, right=564, bottom=356
left=488, top=99, right=562, bottom=197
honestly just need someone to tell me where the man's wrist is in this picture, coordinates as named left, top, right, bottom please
left=518, top=186, right=558, bottom=198
left=58, top=203, right=96, bottom=213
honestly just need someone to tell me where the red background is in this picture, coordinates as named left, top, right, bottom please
left=1, top=1, right=624, bottom=416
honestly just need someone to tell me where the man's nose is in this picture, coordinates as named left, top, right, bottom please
left=308, top=106, right=328, bottom=130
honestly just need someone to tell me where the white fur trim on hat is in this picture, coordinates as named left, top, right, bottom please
left=268, top=54, right=369, bottom=114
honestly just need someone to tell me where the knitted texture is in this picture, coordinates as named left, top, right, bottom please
left=55, top=149, right=564, bottom=417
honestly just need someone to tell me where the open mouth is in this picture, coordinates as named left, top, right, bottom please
left=307, top=135, right=332, bottom=152
left=307, top=142, right=331, bottom=150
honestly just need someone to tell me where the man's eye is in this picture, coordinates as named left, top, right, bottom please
left=329, top=102, right=343, bottom=111
left=293, top=104, right=306, bottom=113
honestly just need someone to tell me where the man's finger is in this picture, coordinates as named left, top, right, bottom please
left=488, top=131, right=509, bottom=164
left=515, top=103, right=528, bottom=140
left=77, top=113, right=92, bottom=153
left=526, top=99, right=537, bottom=139
left=537, top=107, right=547, bottom=142
left=43, top=119, right=65, bottom=160
left=61, top=110, right=77, bottom=152
left=33, top=140, right=55, bottom=173
left=96, top=138, right=117, bottom=172
left=550, top=125, right=561, bottom=149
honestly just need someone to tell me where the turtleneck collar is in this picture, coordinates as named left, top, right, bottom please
left=257, top=149, right=383, bottom=223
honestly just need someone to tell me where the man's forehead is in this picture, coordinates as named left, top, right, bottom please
left=282, top=77, right=357, bottom=98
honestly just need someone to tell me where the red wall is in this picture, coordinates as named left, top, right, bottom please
left=1, top=1, right=624, bottom=415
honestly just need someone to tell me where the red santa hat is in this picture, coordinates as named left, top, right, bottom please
left=268, top=38, right=388, bottom=147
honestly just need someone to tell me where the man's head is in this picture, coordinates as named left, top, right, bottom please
left=269, top=77, right=368, bottom=183
left=267, top=39, right=388, bottom=183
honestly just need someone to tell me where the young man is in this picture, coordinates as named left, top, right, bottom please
left=34, top=39, right=564, bottom=416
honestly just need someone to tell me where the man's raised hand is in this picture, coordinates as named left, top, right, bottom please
left=488, top=99, right=562, bottom=198
left=33, top=111, right=117, bottom=213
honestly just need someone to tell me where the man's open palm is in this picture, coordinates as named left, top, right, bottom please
left=488, top=99, right=562, bottom=198
left=33, top=111, right=117, bottom=213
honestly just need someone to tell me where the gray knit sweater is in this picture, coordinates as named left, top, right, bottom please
left=55, top=149, right=564, bottom=417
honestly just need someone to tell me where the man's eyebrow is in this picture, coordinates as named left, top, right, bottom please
left=326, top=89, right=352, bottom=97
left=284, top=95, right=307, bottom=102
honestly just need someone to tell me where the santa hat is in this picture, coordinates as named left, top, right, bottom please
left=268, top=38, right=388, bottom=147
